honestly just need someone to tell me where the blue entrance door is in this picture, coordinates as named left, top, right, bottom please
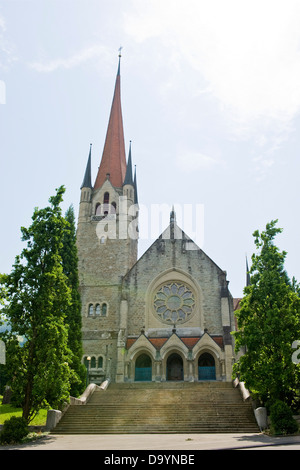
left=135, top=354, right=152, bottom=381
left=198, top=353, right=216, bottom=380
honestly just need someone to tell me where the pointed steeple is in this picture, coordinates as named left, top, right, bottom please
left=170, top=205, right=176, bottom=240
left=123, top=141, right=133, bottom=186
left=94, top=53, right=126, bottom=189
left=81, top=143, right=92, bottom=189
left=170, top=205, right=176, bottom=224
left=134, top=165, right=138, bottom=205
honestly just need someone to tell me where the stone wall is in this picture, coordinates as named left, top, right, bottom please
left=123, top=227, right=234, bottom=338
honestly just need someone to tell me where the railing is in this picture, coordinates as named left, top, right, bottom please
left=46, top=380, right=110, bottom=431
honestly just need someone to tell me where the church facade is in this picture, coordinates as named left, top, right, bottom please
left=76, top=57, right=236, bottom=385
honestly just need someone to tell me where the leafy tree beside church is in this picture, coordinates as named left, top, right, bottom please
left=233, top=220, right=300, bottom=409
left=0, top=186, right=83, bottom=422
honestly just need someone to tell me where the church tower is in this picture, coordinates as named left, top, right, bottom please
left=77, top=55, right=138, bottom=381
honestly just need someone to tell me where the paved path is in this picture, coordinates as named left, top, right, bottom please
left=2, top=433, right=300, bottom=451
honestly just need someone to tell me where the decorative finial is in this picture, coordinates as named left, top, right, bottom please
left=117, top=47, right=123, bottom=75
left=170, top=205, right=176, bottom=223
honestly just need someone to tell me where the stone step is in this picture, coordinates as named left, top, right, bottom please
left=53, top=382, right=260, bottom=434
left=54, top=425, right=260, bottom=434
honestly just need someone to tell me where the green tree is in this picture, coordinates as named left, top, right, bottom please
left=62, top=205, right=86, bottom=396
left=0, top=274, right=7, bottom=325
left=0, top=186, right=77, bottom=422
left=0, top=277, right=7, bottom=394
left=233, top=220, right=300, bottom=408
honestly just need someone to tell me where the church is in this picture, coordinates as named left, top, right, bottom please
left=76, top=56, right=237, bottom=385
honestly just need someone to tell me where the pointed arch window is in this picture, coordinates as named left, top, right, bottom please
left=91, top=356, right=96, bottom=368
left=101, top=303, right=107, bottom=316
left=103, top=192, right=109, bottom=215
left=95, top=304, right=101, bottom=315
left=88, top=304, right=94, bottom=316
left=98, top=357, right=103, bottom=368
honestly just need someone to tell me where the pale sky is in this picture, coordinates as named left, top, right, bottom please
left=1, top=0, right=300, bottom=297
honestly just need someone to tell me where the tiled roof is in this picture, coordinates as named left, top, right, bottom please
left=126, top=334, right=224, bottom=351
left=148, top=337, right=169, bottom=350
left=126, top=338, right=137, bottom=349
left=180, top=337, right=201, bottom=349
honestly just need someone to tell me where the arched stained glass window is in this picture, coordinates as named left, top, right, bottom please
left=153, top=282, right=195, bottom=324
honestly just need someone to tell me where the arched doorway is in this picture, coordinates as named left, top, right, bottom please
left=135, top=353, right=152, bottom=381
left=167, top=353, right=183, bottom=381
left=198, top=352, right=216, bottom=380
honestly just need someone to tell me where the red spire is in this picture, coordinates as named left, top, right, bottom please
left=94, top=55, right=126, bottom=189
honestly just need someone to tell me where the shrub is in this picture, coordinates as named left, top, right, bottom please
left=270, top=400, right=298, bottom=435
left=0, top=416, right=29, bottom=445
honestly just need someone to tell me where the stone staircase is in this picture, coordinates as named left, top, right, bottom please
left=53, top=382, right=259, bottom=434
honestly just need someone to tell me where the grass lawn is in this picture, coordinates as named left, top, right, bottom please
left=0, top=396, right=48, bottom=426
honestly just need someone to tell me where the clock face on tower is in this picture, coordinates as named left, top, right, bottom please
left=153, top=282, right=195, bottom=325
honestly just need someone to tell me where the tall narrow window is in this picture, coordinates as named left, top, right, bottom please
left=91, top=356, right=96, bottom=368
left=102, top=303, right=107, bottom=316
left=98, top=357, right=103, bottom=368
left=88, top=304, right=94, bottom=316
left=95, top=304, right=100, bottom=315
left=103, top=192, right=109, bottom=215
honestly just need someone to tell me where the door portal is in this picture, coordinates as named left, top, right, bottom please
left=198, top=353, right=216, bottom=380
left=135, top=354, right=152, bottom=381
left=167, top=353, right=183, bottom=381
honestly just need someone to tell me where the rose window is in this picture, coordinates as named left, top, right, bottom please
left=153, top=282, right=195, bottom=324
